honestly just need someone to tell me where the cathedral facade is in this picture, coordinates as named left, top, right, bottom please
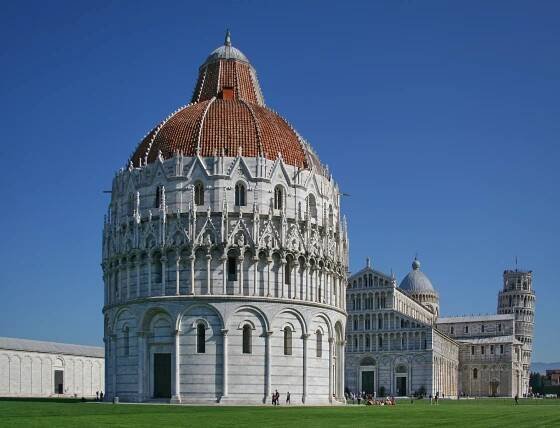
left=345, top=259, right=535, bottom=398
left=101, top=33, right=348, bottom=404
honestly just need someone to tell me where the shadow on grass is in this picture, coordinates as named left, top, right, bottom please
left=0, top=397, right=91, bottom=404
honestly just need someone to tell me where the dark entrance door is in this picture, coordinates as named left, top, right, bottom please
left=361, top=371, right=374, bottom=394
left=54, top=370, right=64, bottom=394
left=397, top=376, right=407, bottom=396
left=153, top=353, right=171, bottom=398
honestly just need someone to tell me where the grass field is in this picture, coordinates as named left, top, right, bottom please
left=0, top=398, right=559, bottom=427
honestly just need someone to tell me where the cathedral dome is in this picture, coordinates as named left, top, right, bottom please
left=130, top=31, right=324, bottom=174
left=399, top=258, right=436, bottom=294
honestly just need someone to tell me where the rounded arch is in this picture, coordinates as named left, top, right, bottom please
left=234, top=180, right=247, bottom=207
left=112, top=307, right=139, bottom=333
left=176, top=302, right=225, bottom=332
left=360, top=357, right=376, bottom=366
left=271, top=307, right=308, bottom=336
left=140, top=306, right=174, bottom=332
left=310, top=312, right=333, bottom=338
left=227, top=304, right=270, bottom=332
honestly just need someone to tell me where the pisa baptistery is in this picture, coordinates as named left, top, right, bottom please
left=101, top=32, right=348, bottom=404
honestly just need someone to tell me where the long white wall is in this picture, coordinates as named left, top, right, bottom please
left=0, top=349, right=104, bottom=398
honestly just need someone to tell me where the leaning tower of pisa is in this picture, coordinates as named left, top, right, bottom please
left=497, top=269, right=536, bottom=395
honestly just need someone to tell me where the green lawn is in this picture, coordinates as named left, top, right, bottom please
left=0, top=398, right=559, bottom=427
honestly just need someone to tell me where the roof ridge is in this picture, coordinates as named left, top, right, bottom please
left=239, top=98, right=264, bottom=156
left=195, top=97, right=217, bottom=154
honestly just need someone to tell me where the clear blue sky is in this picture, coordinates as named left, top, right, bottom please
left=0, top=1, right=558, bottom=362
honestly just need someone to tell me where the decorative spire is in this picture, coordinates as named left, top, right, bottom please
left=225, top=29, right=231, bottom=47
left=412, top=257, right=421, bottom=271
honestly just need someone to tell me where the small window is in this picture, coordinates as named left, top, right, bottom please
left=227, top=256, right=237, bottom=281
left=481, top=346, right=485, bottom=355
left=197, top=323, right=206, bottom=353
left=235, top=182, right=246, bottom=206
left=284, top=258, right=291, bottom=285
left=306, top=194, right=317, bottom=220
left=194, top=182, right=204, bottom=206
left=490, top=345, right=494, bottom=355
left=242, top=325, right=252, bottom=354
left=316, top=330, right=322, bottom=358
left=481, top=324, right=485, bottom=333
left=274, top=186, right=283, bottom=210
left=328, top=205, right=334, bottom=228
left=283, top=327, right=292, bottom=355
left=498, top=323, right=502, bottom=332
left=473, top=368, right=478, bottom=379
left=450, top=326, right=454, bottom=335
left=471, top=346, right=475, bottom=355
left=464, top=325, right=469, bottom=334
left=500, top=344, right=504, bottom=354
left=155, top=186, right=162, bottom=208
left=378, top=336, right=383, bottom=348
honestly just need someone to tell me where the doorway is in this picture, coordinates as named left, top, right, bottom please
left=153, top=353, right=171, bottom=398
left=361, top=371, right=375, bottom=395
left=54, top=370, right=64, bottom=394
left=396, top=376, right=407, bottom=396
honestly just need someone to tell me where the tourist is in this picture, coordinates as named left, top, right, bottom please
left=96, top=391, right=99, bottom=401
left=435, top=391, right=439, bottom=405
left=515, top=394, right=519, bottom=405
left=100, top=391, right=104, bottom=401
left=429, top=394, right=433, bottom=404
left=286, top=391, right=291, bottom=404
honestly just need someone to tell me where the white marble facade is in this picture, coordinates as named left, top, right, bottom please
left=102, top=35, right=348, bottom=404
left=0, top=337, right=104, bottom=398
left=345, top=260, right=534, bottom=398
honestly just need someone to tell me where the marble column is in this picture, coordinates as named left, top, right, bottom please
left=126, top=261, right=131, bottom=300
left=175, top=252, right=181, bottom=296
left=206, top=253, right=212, bottom=295
left=135, top=259, right=141, bottom=298
left=280, top=259, right=286, bottom=298
left=221, top=329, right=229, bottom=399
left=137, top=332, right=145, bottom=401
left=171, top=329, right=181, bottom=403
left=266, top=257, right=272, bottom=297
left=252, top=256, right=259, bottom=296
left=221, top=255, right=227, bottom=295
left=328, top=337, right=334, bottom=403
left=265, top=331, right=273, bottom=401
left=189, top=255, right=195, bottom=295
left=238, top=256, right=244, bottom=295
left=161, top=256, right=167, bottom=296
left=304, top=263, right=310, bottom=302
left=147, top=255, right=153, bottom=296
left=302, top=333, right=309, bottom=403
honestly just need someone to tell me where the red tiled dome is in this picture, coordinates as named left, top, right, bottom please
left=130, top=32, right=325, bottom=172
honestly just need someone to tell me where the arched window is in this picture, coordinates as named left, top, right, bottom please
left=328, top=205, right=334, bottom=227
left=194, top=182, right=204, bottom=206
left=235, top=182, right=246, bottom=206
left=274, top=186, right=283, bottom=210
left=197, top=323, right=206, bottom=353
left=306, top=194, right=317, bottom=220
left=284, top=258, right=292, bottom=285
left=481, top=324, right=485, bottom=333
left=473, top=368, right=478, bottom=379
left=316, top=330, right=322, bottom=358
left=128, top=193, right=135, bottom=215
left=283, top=327, right=292, bottom=355
left=378, top=336, right=383, bottom=348
left=155, top=186, right=162, bottom=208
left=227, top=255, right=237, bottom=281
left=242, top=325, right=252, bottom=354
left=123, top=327, right=129, bottom=357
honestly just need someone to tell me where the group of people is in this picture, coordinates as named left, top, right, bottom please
left=428, top=391, right=441, bottom=404
left=95, top=391, right=104, bottom=401
left=345, top=391, right=397, bottom=406
left=271, top=390, right=290, bottom=405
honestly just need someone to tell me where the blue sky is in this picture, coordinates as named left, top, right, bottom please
left=0, top=1, right=558, bottom=362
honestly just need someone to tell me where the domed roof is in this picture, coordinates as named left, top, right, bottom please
left=130, top=31, right=326, bottom=174
left=399, top=258, right=437, bottom=294
left=203, top=31, right=249, bottom=65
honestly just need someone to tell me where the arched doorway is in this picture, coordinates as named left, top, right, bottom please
left=395, top=364, right=408, bottom=396
left=358, top=357, right=376, bottom=395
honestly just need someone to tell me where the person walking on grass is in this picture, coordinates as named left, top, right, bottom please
left=286, top=391, right=291, bottom=404
left=515, top=394, right=519, bottom=405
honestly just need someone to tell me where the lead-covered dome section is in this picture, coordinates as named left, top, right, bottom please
left=399, top=258, right=437, bottom=294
